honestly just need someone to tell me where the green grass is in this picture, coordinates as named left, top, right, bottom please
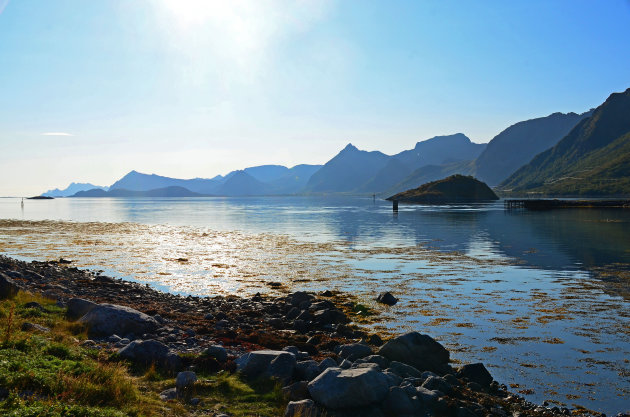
left=0, top=291, right=289, bottom=416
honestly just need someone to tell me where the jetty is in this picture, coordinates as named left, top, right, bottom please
left=504, top=199, right=630, bottom=210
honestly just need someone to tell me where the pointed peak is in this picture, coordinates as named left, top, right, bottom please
left=342, top=143, right=358, bottom=152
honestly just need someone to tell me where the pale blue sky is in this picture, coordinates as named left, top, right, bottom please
left=1, top=0, right=629, bottom=195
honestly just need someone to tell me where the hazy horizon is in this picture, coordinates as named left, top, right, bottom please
left=1, top=0, right=629, bottom=195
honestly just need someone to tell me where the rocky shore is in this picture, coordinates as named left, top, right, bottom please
left=0, top=255, right=622, bottom=417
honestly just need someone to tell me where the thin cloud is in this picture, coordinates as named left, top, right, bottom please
left=42, top=132, right=74, bottom=136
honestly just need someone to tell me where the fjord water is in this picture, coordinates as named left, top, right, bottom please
left=0, top=196, right=629, bottom=414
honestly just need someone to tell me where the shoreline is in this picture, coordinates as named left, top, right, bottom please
left=0, top=254, right=616, bottom=416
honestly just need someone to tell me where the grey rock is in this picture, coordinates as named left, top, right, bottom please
left=269, top=352, right=297, bottom=383
left=204, top=345, right=228, bottom=363
left=356, top=354, right=389, bottom=369
left=79, top=303, right=159, bottom=337
left=457, top=363, right=493, bottom=387
left=378, top=332, right=449, bottom=373
left=383, top=386, right=417, bottom=415
left=308, top=367, right=389, bottom=409
left=337, top=343, right=372, bottom=361
left=376, top=291, right=398, bottom=306
left=296, top=360, right=321, bottom=381
left=387, top=361, right=422, bottom=378
left=66, top=298, right=97, bottom=320
left=0, top=272, right=20, bottom=299
left=382, top=370, right=403, bottom=387
left=422, top=376, right=453, bottom=394
left=282, top=381, right=310, bottom=401
left=159, top=388, right=177, bottom=401
left=339, top=359, right=352, bottom=369
left=283, top=346, right=300, bottom=355
left=118, top=339, right=181, bottom=371
left=289, top=291, right=312, bottom=307
left=189, top=397, right=201, bottom=406
left=415, top=386, right=440, bottom=407
left=176, top=371, right=197, bottom=394
left=236, top=350, right=294, bottom=378
left=21, top=322, right=50, bottom=333
left=318, top=357, right=337, bottom=372
left=284, top=399, right=319, bottom=417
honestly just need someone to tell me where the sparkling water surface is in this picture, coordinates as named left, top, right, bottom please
left=0, top=196, right=628, bottom=414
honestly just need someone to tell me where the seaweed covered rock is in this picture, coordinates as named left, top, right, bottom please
left=378, top=332, right=449, bottom=373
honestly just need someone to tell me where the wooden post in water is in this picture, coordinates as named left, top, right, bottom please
left=393, top=200, right=398, bottom=212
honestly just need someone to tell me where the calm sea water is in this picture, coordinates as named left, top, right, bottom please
left=0, top=196, right=628, bottom=414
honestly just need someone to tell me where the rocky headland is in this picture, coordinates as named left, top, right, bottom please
left=0, top=255, right=620, bottom=417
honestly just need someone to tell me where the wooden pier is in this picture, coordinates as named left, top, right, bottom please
left=504, top=199, right=630, bottom=210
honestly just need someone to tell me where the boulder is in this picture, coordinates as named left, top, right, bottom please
left=295, top=360, right=321, bottom=381
left=337, top=343, right=372, bottom=361
left=269, top=353, right=297, bottom=383
left=66, top=298, right=97, bottom=320
left=176, top=371, right=197, bottom=398
left=118, top=339, right=181, bottom=371
left=284, top=399, right=320, bottom=417
left=308, top=367, right=390, bottom=409
left=383, top=386, right=417, bottom=415
left=378, top=332, right=449, bottom=373
left=79, top=303, right=159, bottom=337
left=21, top=322, right=50, bottom=333
left=159, top=388, right=177, bottom=401
left=422, top=375, right=453, bottom=394
left=0, top=272, right=20, bottom=299
left=288, top=292, right=313, bottom=307
left=376, top=292, right=398, bottom=306
left=236, top=350, right=296, bottom=379
left=356, top=355, right=389, bottom=369
left=203, top=345, right=228, bottom=363
left=387, top=361, right=422, bottom=378
left=457, top=363, right=493, bottom=387
left=282, top=381, right=310, bottom=401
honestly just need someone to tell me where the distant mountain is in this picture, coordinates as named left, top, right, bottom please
left=242, top=165, right=290, bottom=183
left=304, top=144, right=390, bottom=193
left=500, top=88, right=630, bottom=196
left=471, top=111, right=591, bottom=186
left=269, top=164, right=323, bottom=194
left=72, top=186, right=203, bottom=198
left=361, top=134, right=484, bottom=193
left=384, top=160, right=474, bottom=196
left=42, top=182, right=109, bottom=197
left=394, top=133, right=485, bottom=168
left=387, top=174, right=498, bottom=203
left=109, top=170, right=221, bottom=194
left=215, top=171, right=274, bottom=196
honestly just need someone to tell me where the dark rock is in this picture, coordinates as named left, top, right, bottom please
left=286, top=307, right=300, bottom=320
left=378, top=332, right=449, bottom=373
left=293, top=319, right=307, bottom=333
left=79, top=303, right=159, bottom=337
left=295, top=360, right=321, bottom=381
left=284, top=399, right=320, bottom=417
left=21, top=322, right=50, bottom=333
left=308, top=367, right=390, bottom=409
left=387, top=361, right=422, bottom=378
left=24, top=302, right=46, bottom=312
left=236, top=350, right=295, bottom=379
left=282, top=381, right=310, bottom=401
left=356, top=355, right=389, bottom=369
left=204, top=345, right=228, bottom=363
left=383, top=386, right=417, bottom=415
left=318, top=357, right=337, bottom=372
left=458, top=363, right=493, bottom=387
left=337, top=343, right=372, bottom=361
left=176, top=371, right=197, bottom=398
left=0, top=272, right=20, bottom=299
left=320, top=290, right=333, bottom=297
left=118, top=339, right=181, bottom=371
left=289, top=291, right=312, bottom=307
left=366, top=334, right=384, bottom=346
left=376, top=291, right=398, bottom=306
left=269, top=352, right=297, bottom=383
left=159, top=388, right=177, bottom=401
left=422, top=375, right=453, bottom=394
left=66, top=298, right=97, bottom=320
left=456, top=407, right=478, bottom=417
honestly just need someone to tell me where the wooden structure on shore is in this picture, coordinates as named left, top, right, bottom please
left=504, top=199, right=630, bottom=210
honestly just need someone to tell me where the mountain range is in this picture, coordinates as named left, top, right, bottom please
left=44, top=87, right=630, bottom=198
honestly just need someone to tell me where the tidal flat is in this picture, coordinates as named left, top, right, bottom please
left=0, top=217, right=628, bottom=414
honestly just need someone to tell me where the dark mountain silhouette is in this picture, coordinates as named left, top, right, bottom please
left=42, top=182, right=109, bottom=197
left=304, top=144, right=390, bottom=192
left=72, top=186, right=204, bottom=198
left=384, top=161, right=473, bottom=196
left=358, top=158, right=414, bottom=193
left=501, top=88, right=630, bottom=196
left=471, top=111, right=591, bottom=186
left=388, top=174, right=498, bottom=203
left=216, top=171, right=274, bottom=196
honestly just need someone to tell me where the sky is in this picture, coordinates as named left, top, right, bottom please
left=1, top=0, right=629, bottom=196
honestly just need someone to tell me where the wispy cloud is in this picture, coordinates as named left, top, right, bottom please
left=42, top=132, right=74, bottom=136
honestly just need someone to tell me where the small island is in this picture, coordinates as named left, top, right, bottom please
left=27, top=195, right=54, bottom=200
left=387, top=174, right=499, bottom=204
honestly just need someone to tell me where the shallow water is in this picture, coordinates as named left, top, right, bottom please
left=0, top=196, right=628, bottom=414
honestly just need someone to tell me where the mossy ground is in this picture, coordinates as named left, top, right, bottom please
left=0, top=292, right=285, bottom=416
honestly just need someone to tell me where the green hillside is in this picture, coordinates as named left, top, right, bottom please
left=500, top=88, right=630, bottom=196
